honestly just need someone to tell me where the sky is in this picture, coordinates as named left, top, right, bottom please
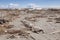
left=0, top=0, right=60, bottom=8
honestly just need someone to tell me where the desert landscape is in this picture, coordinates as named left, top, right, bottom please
left=0, top=8, right=60, bottom=40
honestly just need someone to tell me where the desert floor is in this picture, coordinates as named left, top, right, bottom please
left=0, top=9, right=60, bottom=40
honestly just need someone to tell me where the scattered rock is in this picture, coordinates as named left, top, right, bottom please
left=21, top=20, right=44, bottom=34
left=7, top=29, right=21, bottom=34
left=7, top=35, right=16, bottom=39
left=32, top=28, right=44, bottom=34
left=0, top=19, right=9, bottom=24
left=21, top=20, right=33, bottom=28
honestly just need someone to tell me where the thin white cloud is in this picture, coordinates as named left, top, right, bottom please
left=27, top=3, right=60, bottom=9
left=8, top=3, right=20, bottom=8
left=27, top=3, right=40, bottom=8
left=9, top=3, right=19, bottom=7
left=0, top=3, right=60, bottom=9
left=47, top=6, right=60, bottom=8
left=0, top=5, right=8, bottom=9
left=27, top=3, right=42, bottom=9
left=0, top=3, right=20, bottom=9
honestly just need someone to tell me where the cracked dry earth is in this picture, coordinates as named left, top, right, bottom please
left=0, top=10, right=60, bottom=40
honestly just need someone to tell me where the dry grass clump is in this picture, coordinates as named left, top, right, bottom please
left=25, top=17, right=37, bottom=22
left=0, top=18, right=13, bottom=35
left=9, top=13, right=19, bottom=16
left=7, top=29, right=23, bottom=34
left=25, top=14, right=47, bottom=22
left=54, top=17, right=60, bottom=23
left=0, top=24, right=14, bottom=35
left=4, top=14, right=18, bottom=22
left=25, top=15, right=41, bottom=22
left=7, top=35, right=16, bottom=39
left=47, top=18, right=53, bottom=22
left=48, top=9, right=60, bottom=11
left=2, top=24, right=14, bottom=29
left=1, top=11, right=20, bottom=22
left=0, top=26, right=7, bottom=34
left=6, top=29, right=35, bottom=40
left=0, top=19, right=9, bottom=24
